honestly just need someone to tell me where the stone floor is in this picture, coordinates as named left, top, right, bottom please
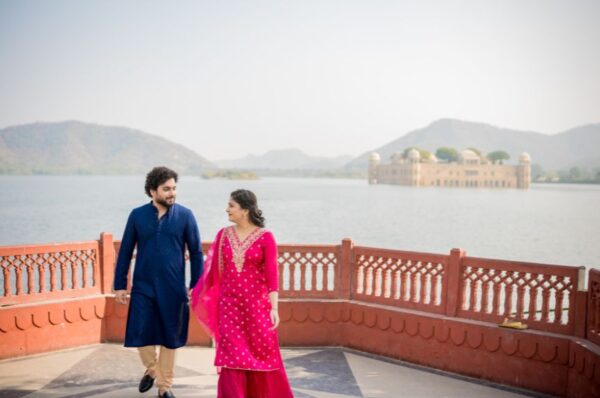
left=0, top=344, right=550, bottom=398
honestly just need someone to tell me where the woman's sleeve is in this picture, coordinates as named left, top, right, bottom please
left=210, top=228, right=225, bottom=284
left=264, top=231, right=279, bottom=292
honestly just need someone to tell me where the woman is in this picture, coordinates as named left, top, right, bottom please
left=191, top=189, right=294, bottom=398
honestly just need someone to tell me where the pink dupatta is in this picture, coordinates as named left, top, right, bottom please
left=191, top=228, right=225, bottom=341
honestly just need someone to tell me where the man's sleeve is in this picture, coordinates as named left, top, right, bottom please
left=185, top=210, right=204, bottom=289
left=114, top=211, right=137, bottom=291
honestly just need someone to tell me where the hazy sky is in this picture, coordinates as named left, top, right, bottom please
left=1, top=0, right=599, bottom=160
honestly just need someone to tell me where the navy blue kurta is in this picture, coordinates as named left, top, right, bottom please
left=114, top=202, right=203, bottom=349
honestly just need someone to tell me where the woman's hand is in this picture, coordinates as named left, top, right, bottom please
left=268, top=291, right=280, bottom=330
left=269, top=308, right=280, bottom=330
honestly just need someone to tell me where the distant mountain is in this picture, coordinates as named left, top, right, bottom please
left=216, top=148, right=353, bottom=171
left=0, top=121, right=214, bottom=174
left=345, top=119, right=600, bottom=171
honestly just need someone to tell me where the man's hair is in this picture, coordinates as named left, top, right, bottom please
left=144, top=166, right=178, bottom=197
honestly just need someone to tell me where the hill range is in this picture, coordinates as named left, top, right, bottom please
left=345, top=119, right=600, bottom=172
left=0, top=121, right=213, bottom=174
left=1, top=119, right=598, bottom=175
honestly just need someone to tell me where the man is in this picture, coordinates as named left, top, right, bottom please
left=114, top=166, right=203, bottom=398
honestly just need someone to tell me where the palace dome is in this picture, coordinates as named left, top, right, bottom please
left=460, top=149, right=479, bottom=160
left=407, top=148, right=420, bottom=161
left=519, top=152, right=531, bottom=163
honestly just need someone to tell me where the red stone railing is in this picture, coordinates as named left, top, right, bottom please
left=2, top=233, right=600, bottom=397
left=0, top=241, right=103, bottom=305
left=457, top=256, right=586, bottom=335
left=278, top=243, right=342, bottom=299
left=588, top=269, right=600, bottom=346
left=0, top=234, right=591, bottom=337
left=352, top=245, right=449, bottom=314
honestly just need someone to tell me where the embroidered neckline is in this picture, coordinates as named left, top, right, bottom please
left=225, top=226, right=265, bottom=273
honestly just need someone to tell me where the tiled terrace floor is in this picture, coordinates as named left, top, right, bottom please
left=0, top=344, right=549, bottom=398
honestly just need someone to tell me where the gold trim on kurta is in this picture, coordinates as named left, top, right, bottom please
left=225, top=226, right=266, bottom=273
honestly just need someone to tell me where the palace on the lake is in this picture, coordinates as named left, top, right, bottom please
left=368, top=149, right=531, bottom=189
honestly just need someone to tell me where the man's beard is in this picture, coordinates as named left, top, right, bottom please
left=156, top=197, right=175, bottom=208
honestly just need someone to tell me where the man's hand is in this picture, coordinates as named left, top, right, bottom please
left=115, top=290, right=129, bottom=305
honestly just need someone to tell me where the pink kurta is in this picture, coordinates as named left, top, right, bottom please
left=192, top=226, right=294, bottom=397
left=215, top=226, right=281, bottom=370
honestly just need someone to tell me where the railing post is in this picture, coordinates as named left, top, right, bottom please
left=573, top=267, right=587, bottom=338
left=99, top=232, right=115, bottom=294
left=338, top=238, right=354, bottom=300
left=445, top=248, right=465, bottom=317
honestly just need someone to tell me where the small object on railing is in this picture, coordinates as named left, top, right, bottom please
left=498, top=318, right=528, bottom=330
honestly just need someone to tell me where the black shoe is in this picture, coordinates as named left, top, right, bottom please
left=138, top=372, right=155, bottom=393
left=158, top=391, right=175, bottom=398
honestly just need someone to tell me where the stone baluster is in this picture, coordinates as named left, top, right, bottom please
left=411, top=271, right=419, bottom=303
left=492, top=279, right=501, bottom=315
left=516, top=280, right=525, bottom=319
left=383, top=268, right=391, bottom=298
left=358, top=265, right=365, bottom=295
left=365, top=267, right=373, bottom=296
left=310, top=257, right=317, bottom=292
left=393, top=268, right=400, bottom=299
left=48, top=261, right=56, bottom=292
left=555, top=289, right=565, bottom=325
left=299, top=258, right=307, bottom=292
left=528, top=284, right=538, bottom=320
left=375, top=267, right=382, bottom=297
left=81, top=253, right=89, bottom=288
left=400, top=269, right=409, bottom=302
left=289, top=261, right=296, bottom=291
left=481, top=281, right=490, bottom=314
left=469, top=279, right=478, bottom=311
left=26, top=262, right=34, bottom=294
left=38, top=261, right=46, bottom=293
left=3, top=265, right=11, bottom=297
left=420, top=272, right=427, bottom=304
left=15, top=263, right=23, bottom=296
left=60, top=261, right=67, bottom=291
left=434, top=274, right=442, bottom=305
left=541, top=285, right=551, bottom=322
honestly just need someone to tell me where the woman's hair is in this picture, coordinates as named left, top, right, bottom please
left=144, top=166, right=178, bottom=197
left=230, top=189, right=265, bottom=227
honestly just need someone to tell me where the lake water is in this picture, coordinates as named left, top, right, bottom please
left=1, top=175, right=599, bottom=270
